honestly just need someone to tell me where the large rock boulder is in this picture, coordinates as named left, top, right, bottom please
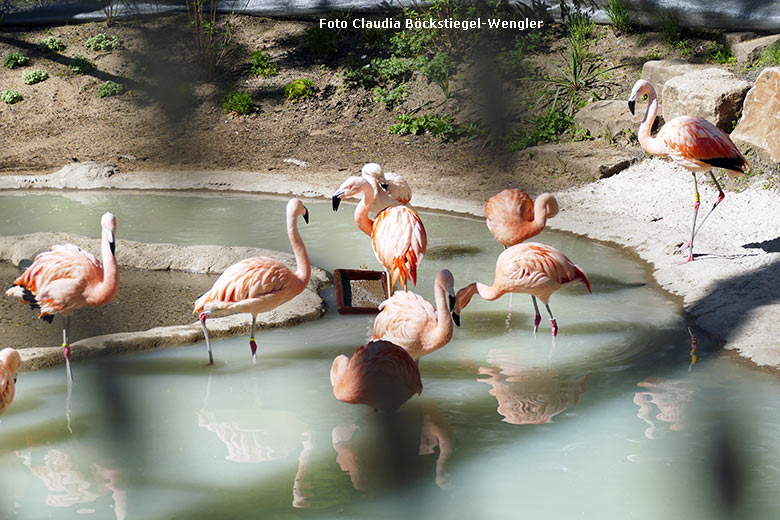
left=641, top=60, right=708, bottom=102
left=527, top=142, right=639, bottom=180
left=731, top=34, right=780, bottom=65
left=662, top=69, right=751, bottom=130
left=575, top=100, right=663, bottom=140
left=732, top=67, right=780, bottom=164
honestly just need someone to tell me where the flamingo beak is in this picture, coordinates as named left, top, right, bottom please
left=451, top=311, right=460, bottom=327
left=380, top=183, right=389, bottom=190
left=332, top=193, right=343, bottom=211
left=627, top=97, right=636, bottom=115
left=448, top=293, right=456, bottom=313
left=303, top=207, right=309, bottom=224
left=107, top=230, right=116, bottom=256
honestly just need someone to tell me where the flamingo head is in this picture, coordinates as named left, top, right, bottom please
left=628, top=79, right=654, bottom=115
left=0, top=348, right=22, bottom=381
left=437, top=269, right=456, bottom=313
left=101, top=212, right=117, bottom=255
left=360, top=162, right=383, bottom=180
left=451, top=283, right=479, bottom=327
left=287, top=198, right=309, bottom=224
left=332, top=176, right=369, bottom=211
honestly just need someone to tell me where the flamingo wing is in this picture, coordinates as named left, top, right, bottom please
left=194, top=257, right=294, bottom=313
left=373, top=291, right=434, bottom=353
left=485, top=189, right=535, bottom=246
left=372, top=206, right=427, bottom=289
left=384, top=171, right=412, bottom=205
left=500, top=243, right=591, bottom=294
left=663, top=117, right=748, bottom=175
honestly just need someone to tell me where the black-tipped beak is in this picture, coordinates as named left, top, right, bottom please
left=451, top=311, right=460, bottom=327
left=448, top=294, right=456, bottom=313
left=628, top=99, right=635, bottom=115
left=303, top=207, right=309, bottom=224
left=109, top=239, right=116, bottom=256
left=380, top=183, right=389, bottom=190
left=332, top=194, right=342, bottom=211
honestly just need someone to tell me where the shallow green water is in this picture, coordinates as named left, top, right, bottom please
left=0, top=191, right=778, bottom=519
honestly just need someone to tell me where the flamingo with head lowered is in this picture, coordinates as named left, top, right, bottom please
left=360, top=162, right=412, bottom=215
left=6, top=213, right=119, bottom=382
left=333, top=176, right=427, bottom=296
left=485, top=189, right=559, bottom=247
left=451, top=242, right=591, bottom=337
left=193, top=198, right=311, bottom=364
left=628, top=79, right=749, bottom=262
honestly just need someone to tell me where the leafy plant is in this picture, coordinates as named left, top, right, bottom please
left=38, top=36, right=65, bottom=53
left=751, top=41, right=780, bottom=68
left=85, top=33, right=121, bottom=51
left=605, top=0, right=631, bottom=34
left=372, top=84, right=407, bottom=108
left=69, top=55, right=94, bottom=74
left=4, top=53, right=30, bottom=69
left=284, top=79, right=315, bottom=101
left=98, top=80, right=123, bottom=98
left=660, top=10, right=681, bottom=45
left=389, top=113, right=483, bottom=142
left=21, top=69, right=48, bottom=84
left=185, top=0, right=235, bottom=81
left=675, top=40, right=691, bottom=57
left=304, top=26, right=337, bottom=55
left=566, top=12, right=594, bottom=46
left=0, top=89, right=22, bottom=104
left=222, top=91, right=254, bottom=114
left=250, top=50, right=279, bottom=78
left=416, top=52, right=455, bottom=97
left=705, top=43, right=736, bottom=65
left=509, top=108, right=574, bottom=151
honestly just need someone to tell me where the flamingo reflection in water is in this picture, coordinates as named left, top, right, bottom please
left=633, top=377, right=695, bottom=439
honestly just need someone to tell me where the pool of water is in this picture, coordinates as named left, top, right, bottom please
left=0, top=191, right=778, bottom=519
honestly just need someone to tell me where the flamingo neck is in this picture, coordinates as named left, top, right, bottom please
left=87, top=228, right=119, bottom=306
left=638, top=87, right=666, bottom=156
left=476, top=281, right=502, bottom=301
left=530, top=194, right=552, bottom=236
left=288, top=211, right=311, bottom=288
left=354, top=183, right=375, bottom=236
left=430, top=278, right=453, bottom=351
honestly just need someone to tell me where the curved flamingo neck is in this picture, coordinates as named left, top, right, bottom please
left=429, top=277, right=453, bottom=351
left=87, top=227, right=119, bottom=306
left=476, top=281, right=502, bottom=301
left=530, top=194, right=553, bottom=236
left=638, top=86, right=667, bottom=156
left=288, top=209, right=311, bottom=287
left=354, top=182, right=376, bottom=236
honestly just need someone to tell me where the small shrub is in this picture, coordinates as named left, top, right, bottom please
left=304, top=26, right=337, bottom=54
left=98, top=80, right=123, bottom=98
left=38, top=36, right=65, bottom=53
left=69, top=55, right=94, bottom=74
left=416, top=52, right=455, bottom=98
left=85, top=33, right=121, bottom=51
left=605, top=0, right=631, bottom=34
left=372, top=84, right=407, bottom=108
left=660, top=10, right=681, bottom=45
left=4, top=52, right=30, bottom=69
left=250, top=50, right=279, bottom=78
left=222, top=91, right=254, bottom=114
left=0, top=89, right=22, bottom=104
left=21, top=69, right=48, bottom=85
left=284, top=79, right=315, bottom=102
left=389, top=113, right=483, bottom=142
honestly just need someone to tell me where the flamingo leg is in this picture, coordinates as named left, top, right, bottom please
left=679, top=173, right=700, bottom=263
left=531, top=296, right=542, bottom=335
left=250, top=314, right=258, bottom=364
left=384, top=269, right=392, bottom=299
left=544, top=303, right=558, bottom=337
left=62, top=315, right=73, bottom=383
left=678, top=171, right=726, bottom=254
left=199, top=312, right=214, bottom=365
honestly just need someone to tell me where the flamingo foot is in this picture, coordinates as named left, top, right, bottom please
left=199, top=312, right=208, bottom=324
left=250, top=339, right=258, bottom=364
left=533, top=314, right=542, bottom=335
left=676, top=253, right=694, bottom=264
left=63, top=345, right=73, bottom=382
left=550, top=318, right=558, bottom=337
left=675, top=240, right=691, bottom=253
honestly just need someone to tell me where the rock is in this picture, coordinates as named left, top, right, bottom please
left=641, top=60, right=709, bottom=102
left=723, top=32, right=758, bottom=50
left=575, top=100, right=663, bottom=140
left=731, top=34, right=780, bottom=65
left=732, top=67, right=780, bottom=164
left=662, top=69, right=751, bottom=130
left=528, top=142, right=639, bottom=180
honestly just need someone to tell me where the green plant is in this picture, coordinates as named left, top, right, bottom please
left=416, top=52, right=455, bottom=97
left=85, top=33, right=121, bottom=51
left=250, top=50, right=279, bottom=78
left=605, top=0, right=631, bottom=34
left=675, top=40, right=691, bottom=57
left=284, top=79, right=315, bottom=101
left=98, top=80, right=123, bottom=98
left=222, top=91, right=254, bottom=114
left=705, top=43, right=736, bottom=65
left=509, top=108, right=574, bottom=151
left=304, top=26, right=338, bottom=55
left=389, top=113, right=483, bottom=142
left=21, top=69, right=48, bottom=84
left=68, top=55, right=94, bottom=74
left=185, top=0, right=235, bottom=81
left=4, top=52, right=30, bottom=69
left=645, top=47, right=663, bottom=60
left=38, top=36, right=65, bottom=52
left=372, top=84, right=407, bottom=108
left=751, top=42, right=780, bottom=68
left=0, top=89, right=22, bottom=104
left=566, top=12, right=594, bottom=46
left=660, top=10, right=681, bottom=45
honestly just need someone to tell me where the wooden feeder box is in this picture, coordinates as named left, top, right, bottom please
left=333, top=269, right=388, bottom=314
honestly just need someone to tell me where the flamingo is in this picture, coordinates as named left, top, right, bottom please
left=451, top=242, right=591, bottom=336
left=330, top=340, right=423, bottom=412
left=371, top=269, right=456, bottom=361
left=628, top=79, right=749, bottom=262
left=360, top=162, right=412, bottom=214
left=1, top=348, right=22, bottom=416
left=332, top=176, right=427, bottom=296
left=193, top=198, right=311, bottom=364
left=485, top=189, right=559, bottom=247
left=6, top=213, right=119, bottom=382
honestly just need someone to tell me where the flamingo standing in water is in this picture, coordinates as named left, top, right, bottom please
left=372, top=269, right=456, bottom=361
left=451, top=242, right=591, bottom=336
left=360, top=162, right=412, bottom=215
left=628, top=79, right=749, bottom=262
left=193, top=198, right=311, bottom=364
left=330, top=340, right=423, bottom=412
left=332, top=176, right=427, bottom=296
left=485, top=189, right=559, bottom=247
left=0, top=348, right=22, bottom=416
left=6, top=213, right=119, bottom=381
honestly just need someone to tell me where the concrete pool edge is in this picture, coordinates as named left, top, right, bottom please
left=0, top=232, right=332, bottom=372
left=1, top=161, right=778, bottom=372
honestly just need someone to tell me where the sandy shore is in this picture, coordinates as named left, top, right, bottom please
left=1, top=159, right=778, bottom=371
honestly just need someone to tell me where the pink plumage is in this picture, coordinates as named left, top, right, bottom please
left=0, top=348, right=22, bottom=416
left=485, top=189, right=559, bottom=247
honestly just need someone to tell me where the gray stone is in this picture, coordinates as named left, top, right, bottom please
left=732, top=34, right=780, bottom=65
left=528, top=142, right=639, bottom=180
left=732, top=67, right=780, bottom=164
left=575, top=100, right=662, bottom=141
left=724, top=32, right=759, bottom=50
left=641, top=60, right=709, bottom=102
left=662, top=68, right=751, bottom=130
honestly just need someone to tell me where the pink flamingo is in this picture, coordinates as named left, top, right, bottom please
left=628, top=79, right=749, bottom=262
left=330, top=340, right=423, bottom=412
left=0, top=348, right=22, bottom=416
left=193, top=198, right=311, bottom=364
left=451, top=242, right=591, bottom=336
left=6, top=213, right=119, bottom=381
left=371, top=269, right=456, bottom=361
left=360, top=162, right=412, bottom=214
left=332, top=176, right=427, bottom=296
left=485, top=189, right=559, bottom=247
